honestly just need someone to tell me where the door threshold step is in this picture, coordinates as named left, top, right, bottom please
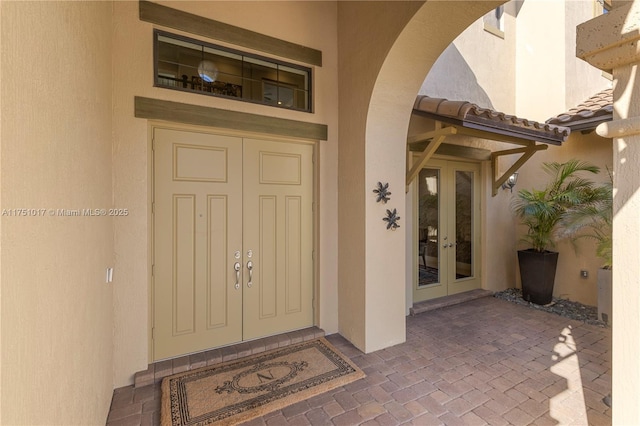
left=410, top=289, right=493, bottom=316
left=133, top=326, right=325, bottom=388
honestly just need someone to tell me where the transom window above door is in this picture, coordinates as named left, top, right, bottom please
left=154, top=30, right=312, bottom=112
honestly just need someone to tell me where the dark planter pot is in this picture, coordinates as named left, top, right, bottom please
left=517, top=249, right=559, bottom=305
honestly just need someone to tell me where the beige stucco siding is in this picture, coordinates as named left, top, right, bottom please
left=513, top=0, right=610, bottom=305
left=515, top=0, right=610, bottom=122
left=577, top=2, right=640, bottom=421
left=3, top=2, right=635, bottom=424
left=563, top=1, right=612, bottom=109
left=337, top=0, right=426, bottom=353
left=1, top=2, right=114, bottom=424
left=420, top=1, right=517, bottom=113
left=515, top=0, right=566, bottom=121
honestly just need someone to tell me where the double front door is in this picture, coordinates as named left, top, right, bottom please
left=152, top=127, right=314, bottom=361
left=414, top=159, right=480, bottom=302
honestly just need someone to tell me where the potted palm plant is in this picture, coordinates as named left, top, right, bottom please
left=512, top=160, right=601, bottom=305
left=558, top=174, right=612, bottom=323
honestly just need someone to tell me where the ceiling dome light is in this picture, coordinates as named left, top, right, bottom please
left=197, top=60, right=218, bottom=83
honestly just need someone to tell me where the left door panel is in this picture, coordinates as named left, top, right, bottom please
left=153, top=128, right=243, bottom=360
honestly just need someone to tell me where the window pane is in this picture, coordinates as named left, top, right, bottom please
left=155, top=31, right=311, bottom=111
left=418, top=168, right=440, bottom=286
left=455, top=171, right=473, bottom=279
left=483, top=5, right=504, bottom=31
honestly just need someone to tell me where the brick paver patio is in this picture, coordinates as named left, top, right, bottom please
left=107, top=296, right=612, bottom=425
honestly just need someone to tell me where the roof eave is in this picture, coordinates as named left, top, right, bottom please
left=462, top=121, right=566, bottom=146
left=414, top=110, right=568, bottom=146
left=550, top=114, right=613, bottom=133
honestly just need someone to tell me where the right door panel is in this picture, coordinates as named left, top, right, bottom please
left=241, top=138, right=314, bottom=341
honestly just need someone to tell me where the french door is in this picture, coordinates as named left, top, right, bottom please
left=414, top=159, right=481, bottom=302
left=152, top=127, right=314, bottom=361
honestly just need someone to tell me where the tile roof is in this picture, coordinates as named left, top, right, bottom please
left=414, top=96, right=570, bottom=145
left=546, top=88, right=613, bottom=131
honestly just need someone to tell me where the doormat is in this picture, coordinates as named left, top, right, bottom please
left=161, top=338, right=365, bottom=426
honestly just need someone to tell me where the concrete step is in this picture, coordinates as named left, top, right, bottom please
left=410, top=289, right=493, bottom=316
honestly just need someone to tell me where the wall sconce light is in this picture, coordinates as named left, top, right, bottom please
left=501, top=172, right=518, bottom=193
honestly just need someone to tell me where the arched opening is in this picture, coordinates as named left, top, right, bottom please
left=338, top=1, right=503, bottom=353
left=340, top=0, right=612, bottom=350
left=403, top=2, right=611, bottom=315
left=339, top=1, right=626, bottom=422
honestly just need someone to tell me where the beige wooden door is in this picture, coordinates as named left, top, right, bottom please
left=242, top=138, right=314, bottom=340
left=153, top=128, right=313, bottom=361
left=413, top=159, right=481, bottom=302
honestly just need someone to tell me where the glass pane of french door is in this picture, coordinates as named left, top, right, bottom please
left=417, top=168, right=440, bottom=287
left=455, top=170, right=473, bottom=279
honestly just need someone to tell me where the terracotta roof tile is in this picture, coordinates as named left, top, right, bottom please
left=413, top=96, right=570, bottom=145
left=546, top=88, right=613, bottom=130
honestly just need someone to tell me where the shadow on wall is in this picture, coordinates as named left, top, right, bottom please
left=419, top=44, right=494, bottom=109
left=612, top=27, right=640, bottom=219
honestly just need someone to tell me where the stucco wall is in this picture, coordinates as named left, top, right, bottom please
left=575, top=1, right=640, bottom=421
left=0, top=2, right=4, bottom=420
left=420, top=1, right=517, bottom=113
left=564, top=1, right=612, bottom=109
left=1, top=1, right=114, bottom=424
left=337, top=0, right=424, bottom=353
left=112, top=0, right=339, bottom=386
left=515, top=0, right=610, bottom=121
left=513, top=0, right=611, bottom=305
left=482, top=159, right=519, bottom=293
left=515, top=0, right=566, bottom=121
left=611, top=56, right=640, bottom=426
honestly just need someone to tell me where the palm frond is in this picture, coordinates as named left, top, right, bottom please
left=513, top=160, right=603, bottom=252
left=557, top=176, right=612, bottom=267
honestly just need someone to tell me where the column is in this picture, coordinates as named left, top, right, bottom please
left=577, top=2, right=640, bottom=424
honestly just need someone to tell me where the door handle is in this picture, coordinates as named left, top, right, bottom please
left=247, top=260, right=253, bottom=288
left=234, top=262, right=241, bottom=290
